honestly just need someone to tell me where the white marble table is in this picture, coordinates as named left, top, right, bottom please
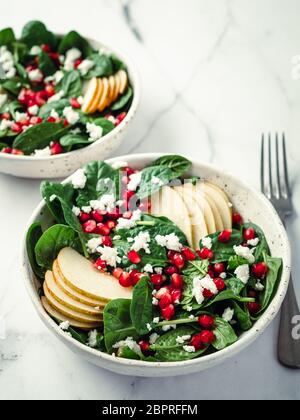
left=0, top=0, right=300, bottom=400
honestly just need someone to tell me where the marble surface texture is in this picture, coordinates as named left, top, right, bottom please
left=0, top=0, right=300, bottom=400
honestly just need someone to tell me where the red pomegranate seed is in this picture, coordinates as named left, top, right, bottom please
left=113, top=267, right=123, bottom=279
left=130, top=270, right=144, bottom=286
left=79, top=212, right=90, bottom=223
left=35, top=91, right=47, bottom=106
left=155, top=286, right=171, bottom=299
left=63, top=119, right=69, bottom=127
left=243, top=227, right=255, bottom=241
left=171, top=289, right=182, bottom=304
left=172, top=253, right=186, bottom=270
left=247, top=302, right=261, bottom=314
left=102, top=236, right=112, bottom=247
left=74, top=59, right=83, bottom=68
left=161, top=303, right=175, bottom=320
left=159, top=293, right=172, bottom=309
left=50, top=142, right=63, bottom=155
left=213, top=278, right=226, bottom=291
left=248, top=290, right=256, bottom=298
left=94, top=258, right=107, bottom=271
left=127, top=250, right=141, bottom=264
left=208, top=268, right=215, bottom=278
left=252, top=262, right=268, bottom=278
left=70, top=98, right=81, bottom=109
left=171, top=273, right=184, bottom=290
left=11, top=149, right=24, bottom=155
left=167, top=250, right=176, bottom=261
left=164, top=266, right=178, bottom=275
left=107, top=211, right=120, bottom=219
left=82, top=220, right=97, bottom=233
left=190, top=334, right=204, bottom=350
left=233, top=212, right=243, bottom=225
left=1, top=112, right=10, bottom=120
left=91, top=210, right=103, bottom=223
left=181, top=247, right=196, bottom=261
left=96, top=223, right=110, bottom=236
left=203, top=289, right=214, bottom=299
left=106, top=220, right=116, bottom=230
left=30, top=116, right=43, bottom=125
left=119, top=272, right=133, bottom=288
left=150, top=274, right=165, bottom=287
left=41, top=44, right=51, bottom=53
left=47, top=116, right=57, bottom=123
left=197, top=248, right=214, bottom=260
left=218, top=229, right=232, bottom=243
left=116, top=112, right=126, bottom=124
left=139, top=340, right=150, bottom=354
left=214, top=262, right=226, bottom=274
left=198, top=315, right=215, bottom=329
left=198, top=330, right=215, bottom=345
left=45, top=84, right=55, bottom=98
left=124, top=166, right=135, bottom=176
left=11, top=122, right=22, bottom=133
left=49, top=52, right=59, bottom=62
left=1, top=147, right=12, bottom=153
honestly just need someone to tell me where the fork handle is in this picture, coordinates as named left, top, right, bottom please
left=278, top=276, right=300, bottom=368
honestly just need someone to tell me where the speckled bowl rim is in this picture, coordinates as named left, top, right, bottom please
left=1, top=36, right=140, bottom=162
left=21, top=153, right=291, bottom=373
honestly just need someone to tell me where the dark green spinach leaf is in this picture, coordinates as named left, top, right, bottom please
left=58, top=31, right=92, bottom=57
left=26, top=222, right=45, bottom=279
left=212, top=317, right=237, bottom=350
left=130, top=276, right=153, bottom=335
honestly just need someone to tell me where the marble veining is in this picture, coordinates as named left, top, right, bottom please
left=0, top=0, right=300, bottom=400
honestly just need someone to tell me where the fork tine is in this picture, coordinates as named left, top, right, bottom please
left=275, top=133, right=282, bottom=197
left=282, top=133, right=291, bottom=197
left=268, top=133, right=274, bottom=197
left=261, top=134, right=265, bottom=194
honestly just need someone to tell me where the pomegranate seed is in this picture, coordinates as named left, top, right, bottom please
left=252, top=262, right=268, bottom=278
left=119, top=272, right=133, bottom=288
left=74, top=59, right=83, bottom=68
left=11, top=122, right=22, bottom=133
left=30, top=116, right=43, bottom=125
left=50, top=142, right=63, bottom=155
left=1, top=147, right=12, bottom=153
left=116, top=112, right=126, bottom=124
left=47, top=116, right=57, bottom=123
left=248, top=290, right=256, bottom=298
left=243, top=227, right=255, bottom=241
left=106, top=220, right=116, bottom=230
left=122, top=175, right=130, bottom=185
left=233, top=212, right=243, bottom=225
left=203, top=289, right=214, bottom=299
left=63, top=119, right=69, bottom=127
left=164, top=266, right=178, bottom=275
left=124, top=166, right=135, bottom=176
left=11, top=149, right=24, bottom=155
left=1, top=112, right=10, bottom=120
left=113, top=267, right=123, bottom=279
left=26, top=64, right=36, bottom=72
left=155, top=286, right=171, bottom=299
left=45, top=85, right=55, bottom=98
left=19, top=118, right=30, bottom=127
left=70, top=98, right=81, bottom=109
left=150, top=274, right=165, bottom=287
left=181, top=247, right=196, bottom=261
left=82, top=220, right=97, bottom=233
left=190, top=334, right=204, bottom=350
left=167, top=250, right=176, bottom=261
left=96, top=223, right=110, bottom=236
left=102, top=236, right=112, bottom=247
left=41, top=44, right=51, bottom=53
left=197, top=248, right=214, bottom=260
left=207, top=268, right=215, bottom=278
left=139, top=340, right=150, bottom=354
left=79, top=212, right=90, bottom=223
left=91, top=210, right=103, bottom=223
left=172, top=253, right=186, bottom=270
left=171, top=273, right=184, bottom=290
left=218, top=229, right=232, bottom=243
left=130, top=270, right=144, bottom=286
left=48, top=52, right=59, bottom=62
left=159, top=293, right=172, bottom=309
left=213, top=278, right=226, bottom=291
left=171, top=289, right=182, bottom=304
left=123, top=190, right=135, bottom=202
left=35, top=91, right=47, bottom=106
left=127, top=250, right=141, bottom=264
left=198, top=315, right=215, bottom=329
left=198, top=330, right=215, bottom=345
left=214, top=262, right=226, bottom=274
left=247, top=302, right=261, bottom=314
left=94, top=258, right=107, bottom=271
left=161, top=303, right=175, bottom=320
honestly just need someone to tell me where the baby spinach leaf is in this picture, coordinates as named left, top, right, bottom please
left=15, top=63, right=28, bottom=80
left=110, top=54, right=126, bottom=72
left=41, top=181, right=75, bottom=224
left=182, top=259, right=209, bottom=306
left=58, top=31, right=92, bottom=57
left=201, top=229, right=243, bottom=263
left=26, top=222, right=45, bottom=280
left=13, top=122, right=68, bottom=154
left=38, top=51, right=57, bottom=76
left=21, top=21, right=57, bottom=49
left=60, top=133, right=91, bottom=148
left=151, top=326, right=207, bottom=361
left=257, top=253, right=282, bottom=313
left=110, top=87, right=133, bottom=111
left=231, top=301, right=252, bottom=331
left=87, top=117, right=115, bottom=136
left=227, top=255, right=249, bottom=271
left=58, top=70, right=82, bottom=98
left=224, top=277, right=245, bottom=296
left=117, top=346, right=141, bottom=360
left=103, top=299, right=138, bottom=353
left=0, top=28, right=16, bottom=46
left=12, top=41, right=29, bottom=64
left=35, top=224, right=82, bottom=270
left=130, top=277, right=153, bottom=335
left=212, top=317, right=237, bottom=350
left=84, top=53, right=113, bottom=78
left=39, top=99, right=71, bottom=119
left=67, top=327, right=88, bottom=345
left=203, top=290, right=254, bottom=308
left=1, top=77, right=23, bottom=95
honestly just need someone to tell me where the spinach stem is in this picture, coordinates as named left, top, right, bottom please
left=136, top=221, right=156, bottom=227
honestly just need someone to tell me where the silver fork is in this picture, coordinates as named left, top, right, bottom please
left=261, top=133, right=300, bottom=368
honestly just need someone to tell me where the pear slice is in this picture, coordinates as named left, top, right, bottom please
left=57, top=247, right=132, bottom=301
left=41, top=297, right=99, bottom=330
left=150, top=186, right=193, bottom=246
left=53, top=260, right=106, bottom=307
left=88, top=78, right=103, bottom=114
left=82, top=77, right=98, bottom=113
left=107, top=75, right=115, bottom=107
left=203, top=197, right=217, bottom=234
left=45, top=271, right=103, bottom=316
left=173, top=185, right=208, bottom=249
left=118, top=70, right=128, bottom=94
left=203, top=183, right=232, bottom=229
left=98, top=77, right=109, bottom=112
left=113, top=73, right=121, bottom=102
left=205, top=193, right=224, bottom=231
left=43, top=282, right=102, bottom=325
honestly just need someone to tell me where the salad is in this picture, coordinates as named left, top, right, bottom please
left=26, top=155, right=282, bottom=362
left=0, top=21, right=133, bottom=157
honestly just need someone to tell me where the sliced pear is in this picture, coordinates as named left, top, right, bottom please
left=150, top=186, right=193, bottom=246
left=88, top=78, right=103, bottom=114
left=173, top=185, right=208, bottom=249
left=82, top=77, right=98, bottom=113
left=57, top=247, right=133, bottom=301
left=203, top=183, right=232, bottom=229
left=45, top=270, right=103, bottom=317
left=98, top=77, right=109, bottom=112
left=203, top=197, right=217, bottom=234
left=43, top=282, right=102, bottom=325
left=118, top=70, right=128, bottom=94
left=107, top=75, right=115, bottom=106
left=41, top=297, right=99, bottom=330
left=112, top=73, right=121, bottom=102
left=204, top=193, right=224, bottom=231
left=53, top=260, right=106, bottom=307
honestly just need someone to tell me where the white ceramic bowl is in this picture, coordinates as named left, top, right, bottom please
left=21, top=153, right=291, bottom=377
left=0, top=38, right=140, bottom=179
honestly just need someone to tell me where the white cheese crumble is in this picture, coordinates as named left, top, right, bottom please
left=247, top=238, right=260, bottom=247
left=28, top=68, right=43, bottom=82
left=87, top=330, right=98, bottom=348
left=86, top=122, right=103, bottom=141
left=144, top=263, right=154, bottom=273
left=0, top=93, right=8, bottom=108
left=146, top=323, right=152, bottom=332
left=63, top=106, right=80, bottom=125
left=33, top=146, right=51, bottom=157
left=152, top=297, right=159, bottom=306
left=127, top=171, right=142, bottom=192
left=90, top=194, right=115, bottom=213
left=176, top=335, right=191, bottom=345
left=189, top=315, right=195, bottom=320
left=111, top=161, right=128, bottom=170
left=71, top=168, right=87, bottom=189
left=30, top=45, right=41, bottom=55
left=64, top=48, right=82, bottom=71
left=50, top=109, right=59, bottom=119
left=96, top=246, right=121, bottom=267
left=82, top=206, right=92, bottom=213
left=0, top=119, right=13, bottom=131
left=149, top=333, right=159, bottom=345
left=116, top=209, right=142, bottom=230
left=15, top=111, right=28, bottom=122
left=48, top=89, right=65, bottom=103
left=59, top=321, right=70, bottom=331
left=131, top=231, right=151, bottom=254
left=45, top=70, right=64, bottom=85
left=255, top=280, right=265, bottom=291
left=72, top=206, right=81, bottom=216
left=222, top=307, right=234, bottom=322
left=0, top=46, right=16, bottom=79
left=162, top=324, right=177, bottom=332
left=77, top=59, right=95, bottom=76
left=233, top=245, right=255, bottom=263
left=153, top=317, right=160, bottom=324
left=155, top=233, right=182, bottom=252
left=87, top=237, right=103, bottom=254
left=220, top=272, right=227, bottom=279
left=192, top=274, right=218, bottom=304
left=201, top=236, right=213, bottom=249
left=28, top=104, right=39, bottom=115
left=112, top=337, right=141, bottom=354
left=234, top=264, right=250, bottom=284
left=183, top=345, right=196, bottom=353
left=154, top=267, right=163, bottom=274
left=186, top=306, right=193, bottom=312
